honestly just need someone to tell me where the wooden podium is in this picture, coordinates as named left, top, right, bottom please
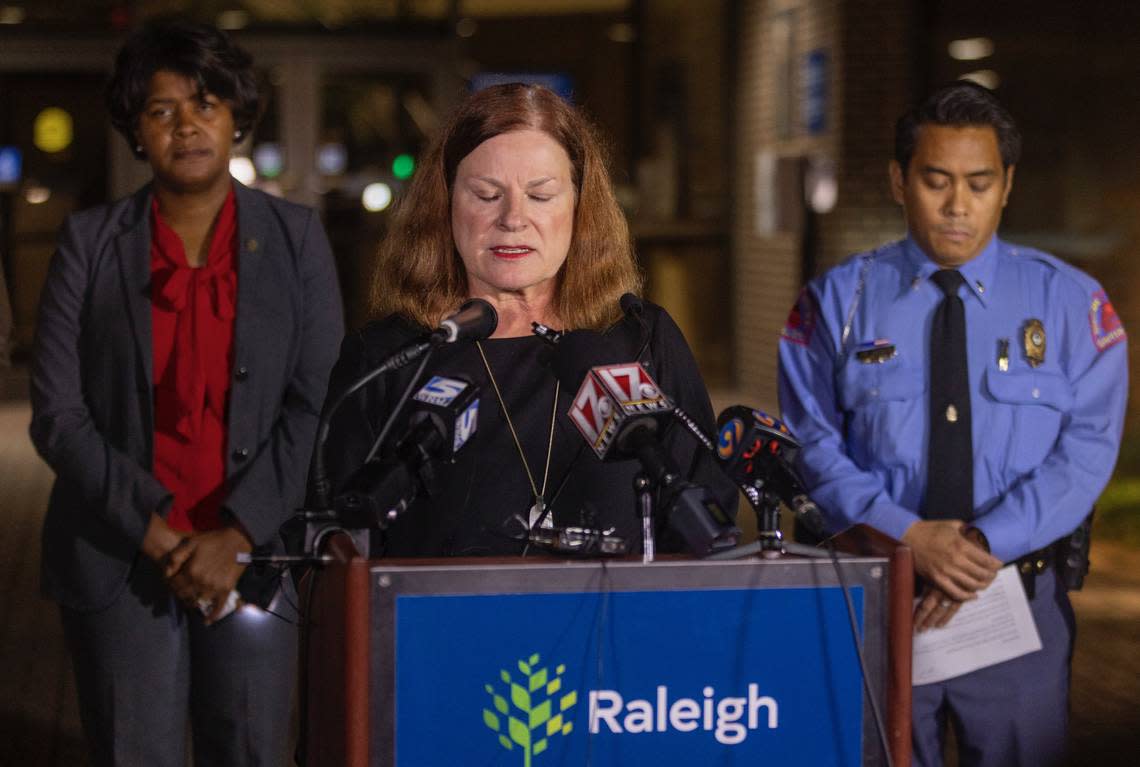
left=301, top=529, right=912, bottom=767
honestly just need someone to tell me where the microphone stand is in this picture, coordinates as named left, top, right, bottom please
left=309, top=339, right=434, bottom=512
left=743, top=486, right=785, bottom=559
left=705, top=486, right=844, bottom=562
left=633, top=473, right=656, bottom=562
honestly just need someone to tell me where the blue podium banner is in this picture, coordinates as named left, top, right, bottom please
left=395, top=586, right=864, bottom=766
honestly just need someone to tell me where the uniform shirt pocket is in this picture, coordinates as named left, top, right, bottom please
left=983, top=367, right=1073, bottom=473
left=838, top=357, right=926, bottom=468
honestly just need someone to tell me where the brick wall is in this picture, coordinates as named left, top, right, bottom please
left=731, top=0, right=912, bottom=412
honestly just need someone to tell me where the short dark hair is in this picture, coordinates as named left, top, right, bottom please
left=106, top=19, right=260, bottom=158
left=895, top=81, right=1021, bottom=173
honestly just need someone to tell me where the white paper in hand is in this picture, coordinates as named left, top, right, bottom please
left=912, top=565, right=1043, bottom=686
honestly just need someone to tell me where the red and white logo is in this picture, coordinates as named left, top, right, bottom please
left=569, top=374, right=616, bottom=456
left=569, top=363, right=672, bottom=459
left=593, top=363, right=667, bottom=409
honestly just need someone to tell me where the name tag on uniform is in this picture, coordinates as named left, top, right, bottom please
left=855, top=339, right=897, bottom=364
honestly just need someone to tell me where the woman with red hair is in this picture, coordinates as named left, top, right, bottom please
left=323, top=83, right=734, bottom=557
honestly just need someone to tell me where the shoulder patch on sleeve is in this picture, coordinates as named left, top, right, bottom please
left=781, top=287, right=818, bottom=346
left=1089, top=290, right=1126, bottom=351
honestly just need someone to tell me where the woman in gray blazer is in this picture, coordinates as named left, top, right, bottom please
left=29, top=20, right=343, bottom=766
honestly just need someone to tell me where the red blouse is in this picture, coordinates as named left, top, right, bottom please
left=150, top=188, right=238, bottom=533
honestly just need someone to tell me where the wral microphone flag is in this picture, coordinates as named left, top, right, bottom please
left=568, top=363, right=672, bottom=459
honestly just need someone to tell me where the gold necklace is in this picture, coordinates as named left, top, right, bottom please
left=475, top=340, right=560, bottom=530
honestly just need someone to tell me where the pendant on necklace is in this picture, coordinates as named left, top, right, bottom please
left=529, top=498, right=554, bottom=529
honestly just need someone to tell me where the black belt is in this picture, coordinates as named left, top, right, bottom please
left=1014, top=541, right=1061, bottom=599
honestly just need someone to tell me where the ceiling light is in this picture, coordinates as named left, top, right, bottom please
left=607, top=22, right=636, bottom=43
left=217, top=9, right=250, bottom=31
left=0, top=6, right=26, bottom=25
left=362, top=182, right=392, bottom=213
left=33, top=107, right=73, bottom=153
left=456, top=17, right=477, bottom=38
left=317, top=143, right=347, bottom=176
left=253, top=143, right=284, bottom=179
left=24, top=184, right=50, bottom=205
left=948, top=37, right=994, bottom=61
left=229, top=157, right=256, bottom=185
left=959, top=70, right=1000, bottom=90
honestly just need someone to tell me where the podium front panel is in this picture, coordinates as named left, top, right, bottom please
left=367, top=557, right=890, bottom=767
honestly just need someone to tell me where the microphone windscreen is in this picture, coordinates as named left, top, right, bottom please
left=619, top=292, right=644, bottom=318
left=450, top=298, right=499, bottom=341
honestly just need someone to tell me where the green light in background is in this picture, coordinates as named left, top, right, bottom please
left=392, top=153, right=415, bottom=180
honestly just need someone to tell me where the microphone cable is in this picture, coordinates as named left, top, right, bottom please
left=363, top=349, right=436, bottom=464
left=826, top=540, right=896, bottom=767
left=309, top=341, right=432, bottom=509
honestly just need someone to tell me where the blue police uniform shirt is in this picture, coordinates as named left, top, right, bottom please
left=777, top=235, right=1128, bottom=564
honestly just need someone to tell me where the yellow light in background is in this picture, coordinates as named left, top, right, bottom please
left=229, top=157, right=256, bottom=185
left=607, top=22, right=636, bottom=43
left=362, top=182, right=392, bottom=212
left=948, top=37, right=994, bottom=61
left=0, top=6, right=26, bottom=24
left=33, top=107, right=73, bottom=153
left=959, top=70, right=1000, bottom=90
left=456, top=17, right=477, bottom=37
left=217, top=9, right=250, bottom=30
left=24, top=184, right=50, bottom=204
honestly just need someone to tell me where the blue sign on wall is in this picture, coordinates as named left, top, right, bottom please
left=470, top=72, right=575, bottom=102
left=0, top=146, right=22, bottom=186
left=396, top=587, right=864, bottom=766
left=802, top=49, right=830, bottom=136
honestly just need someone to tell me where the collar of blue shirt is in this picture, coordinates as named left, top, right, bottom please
left=902, top=234, right=1000, bottom=307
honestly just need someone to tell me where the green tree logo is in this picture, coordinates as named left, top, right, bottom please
left=482, top=653, right=578, bottom=767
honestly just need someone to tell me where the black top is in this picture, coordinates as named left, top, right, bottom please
left=320, top=302, right=737, bottom=557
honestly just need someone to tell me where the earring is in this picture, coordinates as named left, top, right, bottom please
left=233, top=130, right=242, bottom=141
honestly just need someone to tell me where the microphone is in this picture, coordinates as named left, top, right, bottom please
left=309, top=301, right=496, bottom=510
left=567, top=362, right=738, bottom=555
left=714, top=406, right=826, bottom=538
left=335, top=376, right=479, bottom=528
left=430, top=298, right=498, bottom=345
left=619, top=292, right=644, bottom=318
left=567, top=362, right=674, bottom=460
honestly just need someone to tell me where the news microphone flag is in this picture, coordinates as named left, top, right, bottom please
left=568, top=363, right=673, bottom=460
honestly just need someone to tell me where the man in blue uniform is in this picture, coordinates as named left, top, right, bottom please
left=778, top=82, right=1127, bottom=766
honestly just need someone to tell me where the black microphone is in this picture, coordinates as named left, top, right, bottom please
left=335, top=376, right=480, bottom=529
left=430, top=298, right=499, bottom=345
left=309, top=301, right=496, bottom=510
left=619, top=292, right=644, bottom=318
left=714, top=406, right=826, bottom=538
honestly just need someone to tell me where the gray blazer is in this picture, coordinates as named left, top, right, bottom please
left=30, top=182, right=344, bottom=611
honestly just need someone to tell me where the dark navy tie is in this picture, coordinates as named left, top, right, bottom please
left=925, top=269, right=974, bottom=520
